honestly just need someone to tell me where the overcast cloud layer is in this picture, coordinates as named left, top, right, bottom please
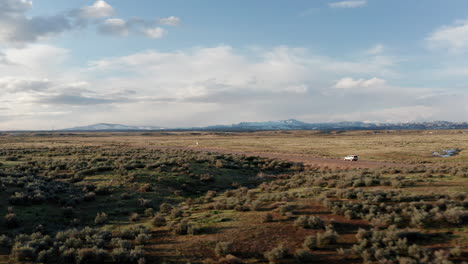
left=0, top=0, right=467, bottom=130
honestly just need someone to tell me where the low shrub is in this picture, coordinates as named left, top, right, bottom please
left=264, top=244, right=289, bottom=264
left=135, top=234, right=151, bottom=245
left=11, top=245, right=36, bottom=262
left=187, top=224, right=203, bottom=235
left=215, top=241, right=233, bottom=257
left=94, top=212, right=108, bottom=225
left=294, top=215, right=324, bottom=229
left=443, top=207, right=468, bottom=225
left=138, top=198, right=152, bottom=209
left=76, top=247, right=110, bottom=264
left=0, top=235, right=11, bottom=248
left=294, top=249, right=313, bottom=263
left=130, top=213, right=141, bottom=222
left=316, top=229, right=339, bottom=247
left=144, top=208, right=155, bottom=217
left=170, top=208, right=183, bottom=219
left=218, top=254, right=244, bottom=264
left=303, top=235, right=317, bottom=250
left=139, top=184, right=152, bottom=192
left=84, top=192, right=96, bottom=202
left=120, top=192, right=131, bottom=200
left=151, top=214, right=166, bottom=227
left=171, top=220, right=187, bottom=235
left=278, top=204, right=295, bottom=216
left=5, top=213, right=19, bottom=228
left=160, top=203, right=173, bottom=214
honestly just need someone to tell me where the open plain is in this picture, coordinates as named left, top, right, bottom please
left=0, top=130, right=467, bottom=263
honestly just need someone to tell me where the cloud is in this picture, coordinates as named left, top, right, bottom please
left=0, top=0, right=72, bottom=45
left=0, top=0, right=32, bottom=15
left=1, top=44, right=69, bottom=77
left=0, top=79, right=129, bottom=107
left=74, top=0, right=114, bottom=20
left=0, top=0, right=177, bottom=45
left=88, top=46, right=346, bottom=100
left=98, top=18, right=168, bottom=38
left=144, top=27, right=166, bottom=39
left=329, top=0, right=367, bottom=8
left=284, top=84, right=308, bottom=93
left=427, top=19, right=468, bottom=52
left=38, top=94, right=120, bottom=105
left=366, top=44, right=384, bottom=55
left=329, top=105, right=437, bottom=123
left=333, top=77, right=386, bottom=89
left=83, top=46, right=454, bottom=124
left=0, top=78, right=50, bottom=92
left=98, top=18, right=129, bottom=36
left=158, top=16, right=180, bottom=26
left=1, top=43, right=466, bottom=129
left=0, top=52, right=11, bottom=64
left=84, top=46, right=399, bottom=118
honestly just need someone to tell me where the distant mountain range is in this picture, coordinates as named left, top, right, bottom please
left=63, top=123, right=164, bottom=131
left=61, top=120, right=468, bottom=131
left=199, top=119, right=468, bottom=131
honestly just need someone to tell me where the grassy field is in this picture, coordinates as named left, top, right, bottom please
left=0, top=130, right=466, bottom=263
left=2, top=129, right=467, bottom=164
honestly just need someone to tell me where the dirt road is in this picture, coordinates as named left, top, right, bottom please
left=148, top=145, right=412, bottom=169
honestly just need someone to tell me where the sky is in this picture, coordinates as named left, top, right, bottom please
left=1, top=0, right=468, bottom=130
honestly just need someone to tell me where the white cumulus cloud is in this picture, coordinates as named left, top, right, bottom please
left=0, top=0, right=176, bottom=45
left=99, top=18, right=129, bottom=36
left=0, top=0, right=71, bottom=45
left=333, top=77, right=386, bottom=89
left=366, top=44, right=384, bottom=55
left=159, top=16, right=180, bottom=26
left=329, top=0, right=367, bottom=8
left=99, top=18, right=168, bottom=38
left=75, top=0, right=114, bottom=19
left=144, top=27, right=166, bottom=39
left=427, top=19, right=468, bottom=52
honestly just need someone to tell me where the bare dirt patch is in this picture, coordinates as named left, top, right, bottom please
left=146, top=200, right=369, bottom=264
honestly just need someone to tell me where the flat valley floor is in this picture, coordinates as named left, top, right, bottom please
left=0, top=130, right=466, bottom=263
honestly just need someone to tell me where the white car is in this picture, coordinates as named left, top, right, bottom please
left=344, top=155, right=359, bottom=161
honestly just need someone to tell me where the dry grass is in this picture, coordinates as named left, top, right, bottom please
left=2, top=129, right=468, bottom=164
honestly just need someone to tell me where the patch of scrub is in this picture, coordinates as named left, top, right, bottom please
left=432, top=148, right=461, bottom=157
